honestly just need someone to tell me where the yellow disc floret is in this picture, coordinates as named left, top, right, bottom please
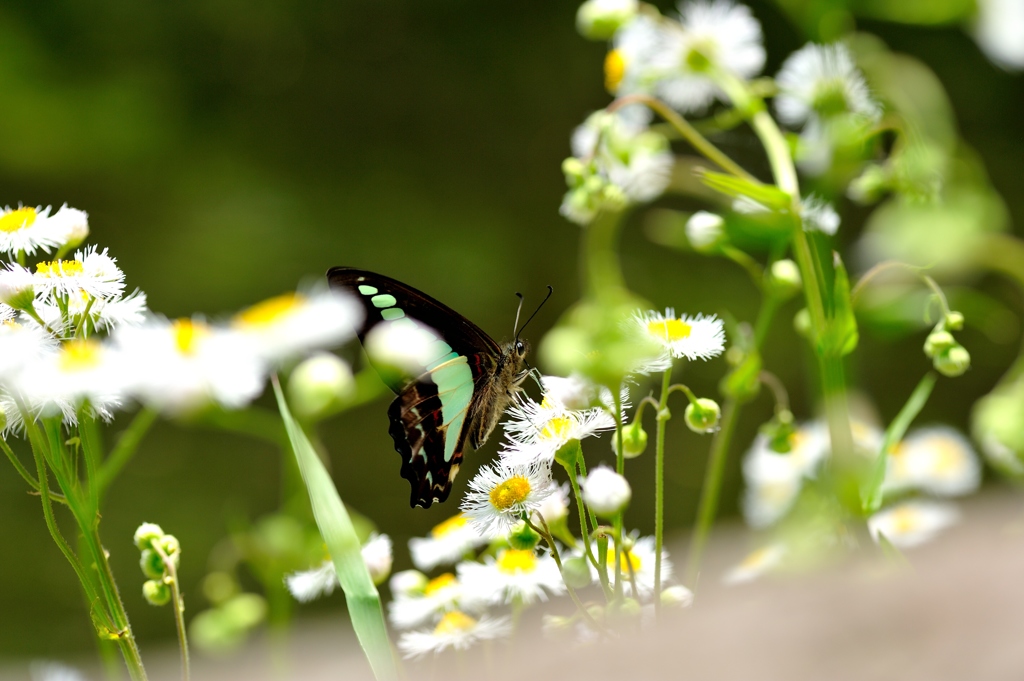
left=424, top=573, right=457, bottom=596
left=235, top=293, right=305, bottom=328
left=607, top=548, right=642, bottom=572
left=0, top=207, right=37, bottom=233
left=434, top=611, right=477, bottom=635
left=36, top=259, right=85, bottom=278
left=647, top=318, right=692, bottom=342
left=172, top=319, right=210, bottom=355
left=604, top=49, right=626, bottom=93
left=489, top=475, right=531, bottom=510
left=58, top=339, right=103, bottom=373
left=541, top=415, right=573, bottom=441
left=497, top=549, right=537, bottom=574
left=430, top=513, right=468, bottom=538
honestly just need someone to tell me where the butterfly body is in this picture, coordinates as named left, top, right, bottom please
left=327, top=267, right=531, bottom=508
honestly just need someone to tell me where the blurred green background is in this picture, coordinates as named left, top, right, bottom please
left=0, top=0, right=1021, bottom=659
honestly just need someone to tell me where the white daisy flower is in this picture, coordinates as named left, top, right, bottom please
left=0, top=321, right=56, bottom=381
left=973, top=0, right=1024, bottom=70
left=581, top=465, right=632, bottom=517
left=389, top=569, right=429, bottom=599
left=361, top=533, right=393, bottom=585
left=539, top=374, right=597, bottom=412
left=33, top=246, right=126, bottom=302
left=34, top=289, right=150, bottom=335
left=408, top=513, right=490, bottom=572
left=397, top=611, right=511, bottom=659
left=722, top=543, right=786, bottom=584
left=0, top=265, right=37, bottom=310
left=47, top=204, right=89, bottom=249
left=884, top=427, right=981, bottom=497
left=0, top=303, right=14, bottom=323
left=800, top=195, right=841, bottom=235
left=29, top=661, right=88, bottom=681
left=0, top=205, right=65, bottom=256
left=458, top=548, right=565, bottom=606
left=741, top=424, right=829, bottom=527
left=592, top=535, right=670, bottom=598
left=632, top=308, right=726, bottom=372
left=114, top=316, right=266, bottom=415
left=388, top=572, right=467, bottom=630
left=10, top=339, right=125, bottom=423
left=286, top=534, right=392, bottom=602
left=867, top=500, right=960, bottom=549
left=501, top=394, right=615, bottom=466
left=233, top=288, right=362, bottom=366
left=686, top=211, right=725, bottom=251
left=461, top=460, right=555, bottom=537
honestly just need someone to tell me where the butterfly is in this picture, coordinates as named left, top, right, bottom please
left=327, top=267, right=549, bottom=509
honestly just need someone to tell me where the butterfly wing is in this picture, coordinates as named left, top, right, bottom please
left=327, top=267, right=503, bottom=508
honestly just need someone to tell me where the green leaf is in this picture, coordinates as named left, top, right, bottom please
left=830, top=255, right=859, bottom=356
left=698, top=170, right=792, bottom=211
left=860, top=373, right=937, bottom=514
left=273, top=378, right=399, bottom=681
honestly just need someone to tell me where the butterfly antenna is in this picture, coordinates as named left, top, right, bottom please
left=513, top=292, right=525, bottom=338
left=515, top=285, right=554, bottom=341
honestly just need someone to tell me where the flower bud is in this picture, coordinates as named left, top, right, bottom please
left=389, top=569, right=428, bottom=598
left=0, top=267, right=36, bottom=311
left=361, top=534, right=393, bottom=586
left=562, top=157, right=586, bottom=182
left=661, top=584, right=694, bottom=608
left=793, top=308, right=812, bottom=338
left=143, top=579, right=171, bottom=606
left=133, top=523, right=165, bottom=550
left=934, top=345, right=970, bottom=377
left=612, top=419, right=648, bottom=459
left=0, top=404, right=6, bottom=433
left=576, top=0, right=638, bottom=40
left=685, top=211, right=725, bottom=252
left=923, top=330, right=954, bottom=358
left=761, top=410, right=796, bottom=454
left=847, top=163, right=889, bottom=204
left=582, top=465, right=631, bottom=517
left=288, top=353, right=355, bottom=419
left=140, top=549, right=166, bottom=580
left=684, top=398, right=721, bottom=434
left=158, top=535, right=181, bottom=567
left=562, top=556, right=593, bottom=589
left=51, top=204, right=89, bottom=250
left=768, top=259, right=802, bottom=300
left=944, top=311, right=965, bottom=331
left=507, top=520, right=541, bottom=551
left=615, top=597, right=642, bottom=618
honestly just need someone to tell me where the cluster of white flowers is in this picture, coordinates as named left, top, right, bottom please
left=0, top=200, right=363, bottom=432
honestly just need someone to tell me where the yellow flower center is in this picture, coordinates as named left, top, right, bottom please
left=739, top=547, right=773, bottom=570
left=434, top=611, right=477, bottom=635
left=497, top=549, right=537, bottom=575
left=424, top=573, right=457, bottom=596
left=647, top=318, right=692, bottom=342
left=489, top=475, right=531, bottom=510
left=235, top=293, right=305, bottom=328
left=58, top=339, right=102, bottom=373
left=541, top=415, right=573, bottom=441
left=607, top=548, right=642, bottom=572
left=172, top=319, right=209, bottom=355
left=36, top=260, right=85, bottom=278
left=430, top=513, right=468, bottom=538
left=0, top=207, right=37, bottom=233
left=889, top=507, right=920, bottom=535
left=604, top=49, right=626, bottom=93
left=932, top=440, right=961, bottom=475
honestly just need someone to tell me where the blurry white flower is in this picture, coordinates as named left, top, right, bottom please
left=741, top=424, right=828, bottom=527
left=582, top=465, right=631, bottom=517
left=458, top=548, right=565, bottom=606
left=114, top=317, right=265, bottom=415
left=388, top=572, right=467, bottom=630
left=285, top=561, right=337, bottom=603
left=35, top=289, right=149, bottom=335
left=389, top=569, right=428, bottom=599
left=540, top=374, right=597, bottom=412
left=800, top=195, right=840, bottom=235
left=867, top=500, right=960, bottom=549
left=0, top=205, right=65, bottom=256
left=461, top=460, right=555, bottom=537
left=48, top=204, right=89, bottom=249
left=502, top=394, right=615, bottom=466
left=532, top=481, right=570, bottom=525
left=363, top=317, right=448, bottom=375
left=233, top=289, right=361, bottom=365
left=0, top=303, right=13, bottom=323
left=0, top=321, right=56, bottom=382
left=592, top=535, right=669, bottom=597
left=408, top=513, right=490, bottom=572
left=973, top=0, right=1024, bottom=70
left=0, top=265, right=37, bottom=310
left=11, top=339, right=125, bottom=423
left=361, top=533, right=393, bottom=585
left=29, top=661, right=88, bottom=681
left=661, top=584, right=694, bottom=607
left=576, top=0, right=639, bottom=40
left=722, top=544, right=786, bottom=584
left=633, top=308, right=726, bottom=372
left=33, top=246, right=126, bottom=302
left=884, top=426, right=981, bottom=497
left=287, top=352, right=355, bottom=418
left=686, top=211, right=725, bottom=251
left=397, top=611, right=511, bottom=659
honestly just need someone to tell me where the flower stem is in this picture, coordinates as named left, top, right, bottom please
left=563, top=456, right=612, bottom=600
left=527, top=517, right=600, bottom=630
left=153, top=543, right=190, bottom=681
left=1, top=435, right=43, bottom=493
left=97, top=407, right=157, bottom=498
left=685, top=399, right=739, bottom=588
left=583, top=209, right=627, bottom=300
left=653, top=368, right=672, bottom=614
left=612, top=388, right=626, bottom=601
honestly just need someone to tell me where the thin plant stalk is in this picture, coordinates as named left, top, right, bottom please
left=653, top=368, right=672, bottom=611
left=153, top=543, right=190, bottom=681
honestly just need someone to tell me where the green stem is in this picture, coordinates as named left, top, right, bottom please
left=583, top=209, right=627, bottom=300
left=653, top=368, right=671, bottom=613
left=527, top=518, right=599, bottom=629
left=97, top=408, right=158, bottom=498
left=685, top=399, right=739, bottom=588
left=1, top=435, right=43, bottom=493
left=153, top=543, right=190, bottom=681
left=611, top=388, right=626, bottom=601
left=564, top=457, right=612, bottom=600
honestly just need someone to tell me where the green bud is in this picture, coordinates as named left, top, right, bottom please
left=0, top=404, right=6, bottom=433
left=202, top=572, right=239, bottom=606
left=761, top=410, right=796, bottom=454
left=660, top=585, right=694, bottom=607
left=140, top=549, right=166, bottom=580
left=793, top=308, right=812, bottom=338
left=562, top=556, right=593, bottom=590
left=944, top=311, right=965, bottom=331
left=143, top=579, right=171, bottom=606
left=158, top=535, right=181, bottom=568
left=923, top=330, right=955, bottom=358
left=615, top=597, right=642, bottom=618
left=685, top=398, right=721, bottom=433
left=288, top=353, right=355, bottom=419
left=685, top=211, right=725, bottom=252
left=768, top=259, right=802, bottom=300
left=133, top=522, right=164, bottom=550
left=613, top=419, right=648, bottom=459
left=561, top=157, right=586, bottom=182
left=576, top=0, right=638, bottom=40
left=847, top=163, right=890, bottom=204
left=0, top=271, right=36, bottom=311
left=934, top=344, right=970, bottom=377
left=507, top=521, right=540, bottom=551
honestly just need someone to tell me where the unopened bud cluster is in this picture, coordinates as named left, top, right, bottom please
left=924, top=311, right=970, bottom=378
left=134, top=522, right=180, bottom=606
left=684, top=398, right=721, bottom=434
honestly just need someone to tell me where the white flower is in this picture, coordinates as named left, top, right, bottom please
left=0, top=205, right=65, bottom=256
left=287, top=352, right=355, bottom=417
left=34, top=289, right=150, bottom=335
left=867, top=500, right=960, bottom=549
left=540, top=374, right=598, bottom=412
left=501, top=394, right=615, bottom=465
left=10, top=339, right=125, bottom=423
left=114, top=316, right=266, bottom=415
left=408, top=513, right=490, bottom=572
left=722, top=544, right=786, bottom=584
left=741, top=424, right=829, bottom=527
left=576, top=0, right=639, bottom=40
left=592, top=535, right=669, bottom=597
left=389, top=569, right=428, bottom=599
left=361, top=533, right=393, bottom=585
left=233, top=288, right=362, bottom=365
left=0, top=303, right=13, bottom=323
left=33, top=246, right=126, bottom=302
left=388, top=572, right=467, bottom=630
left=458, top=548, right=565, bottom=606
left=582, top=465, right=631, bottom=517
left=973, top=0, right=1024, bottom=71
left=461, top=460, right=555, bottom=537
left=532, top=481, right=570, bottom=525
left=397, top=611, right=511, bottom=659
left=0, top=321, right=56, bottom=382
left=633, top=308, right=726, bottom=371
left=800, top=195, right=840, bottom=235
left=48, top=204, right=89, bottom=248
left=685, top=211, right=725, bottom=250
left=29, top=661, right=88, bottom=681
left=285, top=561, right=337, bottom=603
left=661, top=584, right=694, bottom=607
left=884, top=427, right=981, bottom=498
left=0, top=265, right=37, bottom=310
